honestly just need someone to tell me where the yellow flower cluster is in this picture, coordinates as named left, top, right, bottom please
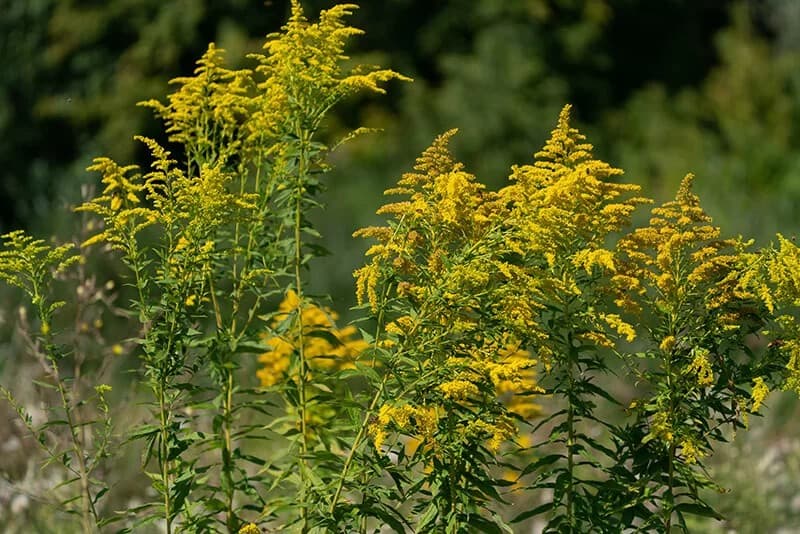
left=438, top=380, right=479, bottom=401
left=354, top=129, right=494, bottom=315
left=649, top=411, right=674, bottom=444
left=355, top=105, right=654, bottom=462
left=257, top=291, right=367, bottom=387
left=740, top=235, right=800, bottom=394
left=680, top=437, right=706, bottom=465
left=499, top=105, right=650, bottom=264
left=78, top=137, right=256, bottom=291
left=370, top=404, right=438, bottom=451
left=490, top=346, right=545, bottom=420
left=659, top=335, right=677, bottom=353
left=616, top=174, right=745, bottom=319
left=767, top=234, right=800, bottom=309
left=251, top=2, right=410, bottom=139
left=750, top=377, right=769, bottom=412
left=76, top=158, right=155, bottom=251
left=139, top=43, right=251, bottom=172
left=443, top=341, right=544, bottom=416
left=461, top=417, right=516, bottom=453
left=600, top=313, right=637, bottom=343
left=784, top=339, right=800, bottom=394
left=0, top=231, right=78, bottom=298
left=685, top=348, right=715, bottom=387
left=237, top=523, right=260, bottom=534
left=79, top=2, right=407, bottom=321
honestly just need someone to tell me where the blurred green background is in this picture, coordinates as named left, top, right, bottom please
left=1, top=0, right=800, bottom=531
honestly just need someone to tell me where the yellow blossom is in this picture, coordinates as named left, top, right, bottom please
left=616, top=174, right=746, bottom=318
left=354, top=261, right=380, bottom=312
left=572, top=248, right=616, bottom=275
left=462, top=417, right=516, bottom=453
left=439, top=380, right=479, bottom=401
left=751, top=377, right=769, bottom=412
left=601, top=313, right=636, bottom=343
left=370, top=404, right=438, bottom=453
left=680, top=438, right=705, bottom=465
left=650, top=411, right=674, bottom=443
left=659, top=335, right=676, bottom=352
left=685, top=348, right=714, bottom=387
left=256, top=291, right=366, bottom=386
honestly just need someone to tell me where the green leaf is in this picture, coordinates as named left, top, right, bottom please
left=306, top=328, right=342, bottom=347
left=416, top=502, right=439, bottom=531
left=511, top=501, right=553, bottom=523
left=674, top=502, right=724, bottom=520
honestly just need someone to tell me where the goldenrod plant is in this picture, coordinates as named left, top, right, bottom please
left=1, top=2, right=799, bottom=533
left=76, top=2, right=407, bottom=532
left=0, top=229, right=117, bottom=533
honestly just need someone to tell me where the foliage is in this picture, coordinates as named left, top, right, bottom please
left=1, top=2, right=800, bottom=534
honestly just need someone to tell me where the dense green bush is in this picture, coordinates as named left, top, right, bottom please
left=2, top=2, right=800, bottom=533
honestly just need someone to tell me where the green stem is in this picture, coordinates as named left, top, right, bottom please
left=664, top=333, right=675, bottom=532
left=224, top=368, right=236, bottom=533
left=666, top=443, right=675, bottom=531
left=158, top=379, right=173, bottom=534
left=34, top=292, right=98, bottom=533
left=50, top=344, right=97, bottom=531
left=294, top=132, right=310, bottom=533
left=328, top=375, right=387, bottom=514
left=328, top=287, right=389, bottom=515
left=564, top=329, right=578, bottom=532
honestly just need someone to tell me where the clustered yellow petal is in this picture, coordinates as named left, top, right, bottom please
left=616, top=174, right=746, bottom=319
left=462, top=417, right=516, bottom=453
left=767, top=234, right=800, bottom=308
left=750, top=377, right=769, bottom=412
left=650, top=411, right=674, bottom=444
left=352, top=105, right=654, bottom=462
left=257, top=290, right=367, bottom=387
left=659, top=335, right=677, bottom=352
left=250, top=2, right=410, bottom=140
left=438, top=380, right=479, bottom=401
left=680, top=438, right=706, bottom=465
left=237, top=523, right=260, bottom=534
left=370, top=404, right=439, bottom=452
left=601, top=313, right=637, bottom=343
left=685, top=348, right=714, bottom=387
left=0, top=231, right=78, bottom=297
left=499, top=105, right=650, bottom=266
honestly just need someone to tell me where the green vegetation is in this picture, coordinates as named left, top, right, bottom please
left=2, top=1, right=800, bottom=532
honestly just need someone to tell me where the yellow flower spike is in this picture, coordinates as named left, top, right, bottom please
left=370, top=404, right=428, bottom=453
left=616, top=173, right=752, bottom=325
left=353, top=261, right=380, bottom=312
left=751, top=377, right=769, bottom=412
left=371, top=426, right=388, bottom=452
